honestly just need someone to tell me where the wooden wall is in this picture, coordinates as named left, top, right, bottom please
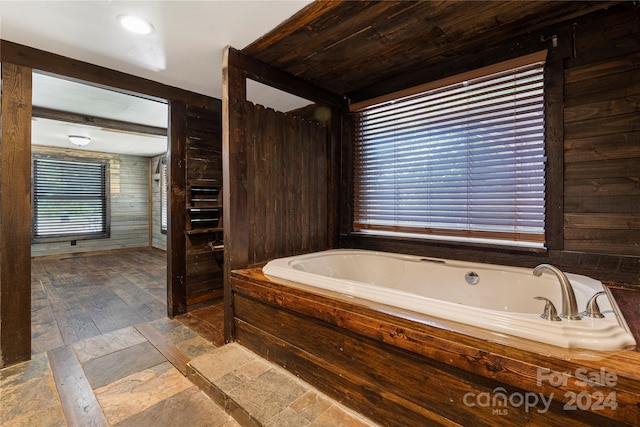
left=235, top=100, right=330, bottom=265
left=150, top=155, right=167, bottom=251
left=31, top=146, right=150, bottom=257
left=222, top=47, right=345, bottom=340
left=341, top=5, right=640, bottom=286
left=563, top=9, right=640, bottom=257
left=168, top=103, right=223, bottom=316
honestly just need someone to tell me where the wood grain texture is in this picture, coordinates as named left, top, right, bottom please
left=136, top=323, right=190, bottom=375
left=222, top=47, right=342, bottom=340
left=242, top=1, right=623, bottom=96
left=222, top=46, right=247, bottom=342
left=232, top=270, right=640, bottom=426
left=168, top=101, right=223, bottom=315
left=1, top=63, right=32, bottom=367
left=32, top=106, right=167, bottom=136
left=0, top=40, right=218, bottom=109
left=543, top=50, right=565, bottom=251
left=176, top=303, right=225, bottom=347
left=184, top=106, right=223, bottom=310
left=168, top=101, right=188, bottom=317
left=561, top=10, right=640, bottom=259
left=47, top=345, right=109, bottom=426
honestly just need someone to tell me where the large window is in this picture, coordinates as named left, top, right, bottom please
left=33, top=156, right=109, bottom=241
left=352, top=54, right=546, bottom=247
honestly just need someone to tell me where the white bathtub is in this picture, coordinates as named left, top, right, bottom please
left=262, top=249, right=636, bottom=351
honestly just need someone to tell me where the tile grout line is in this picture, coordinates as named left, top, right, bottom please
left=47, top=345, right=109, bottom=427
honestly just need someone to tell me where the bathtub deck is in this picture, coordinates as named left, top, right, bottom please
left=230, top=267, right=640, bottom=427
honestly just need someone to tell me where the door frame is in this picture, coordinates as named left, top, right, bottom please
left=0, top=40, right=219, bottom=367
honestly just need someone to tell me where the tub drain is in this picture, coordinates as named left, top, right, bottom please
left=465, top=271, right=480, bottom=285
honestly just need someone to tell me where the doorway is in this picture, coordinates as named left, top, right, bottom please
left=0, top=44, right=218, bottom=366
left=30, top=71, right=169, bottom=353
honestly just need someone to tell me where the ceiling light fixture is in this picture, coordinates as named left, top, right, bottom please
left=68, top=135, right=91, bottom=147
left=117, top=15, right=154, bottom=35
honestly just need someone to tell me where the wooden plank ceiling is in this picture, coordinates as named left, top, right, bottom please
left=242, top=0, right=624, bottom=103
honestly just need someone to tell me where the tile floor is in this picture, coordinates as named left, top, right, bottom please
left=2, top=314, right=377, bottom=426
left=188, top=344, right=376, bottom=427
left=2, top=317, right=238, bottom=427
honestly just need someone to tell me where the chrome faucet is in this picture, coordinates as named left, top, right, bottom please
left=533, top=264, right=582, bottom=320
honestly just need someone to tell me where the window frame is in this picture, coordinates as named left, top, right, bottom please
left=347, top=51, right=563, bottom=252
left=32, top=154, right=111, bottom=243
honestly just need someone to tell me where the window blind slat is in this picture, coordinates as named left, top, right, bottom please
left=160, top=160, right=168, bottom=232
left=353, top=59, right=546, bottom=245
left=33, top=157, right=108, bottom=240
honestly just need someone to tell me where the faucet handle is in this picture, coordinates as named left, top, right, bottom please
left=583, top=291, right=606, bottom=318
left=534, top=296, right=562, bottom=321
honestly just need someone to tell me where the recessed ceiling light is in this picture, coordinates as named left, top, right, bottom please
left=117, top=15, right=154, bottom=35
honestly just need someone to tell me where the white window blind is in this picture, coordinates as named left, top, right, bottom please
left=160, top=159, right=168, bottom=233
left=353, top=58, right=546, bottom=246
left=33, top=157, right=109, bottom=240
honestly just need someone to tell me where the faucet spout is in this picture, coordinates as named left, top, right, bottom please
left=533, top=264, right=581, bottom=320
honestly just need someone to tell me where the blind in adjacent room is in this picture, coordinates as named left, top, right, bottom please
left=160, top=159, right=168, bottom=233
left=352, top=56, right=546, bottom=246
left=33, top=157, right=109, bottom=240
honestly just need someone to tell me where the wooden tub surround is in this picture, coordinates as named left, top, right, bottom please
left=230, top=268, right=639, bottom=427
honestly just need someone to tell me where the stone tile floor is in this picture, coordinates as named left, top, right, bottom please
left=2, top=316, right=377, bottom=426
left=188, top=343, right=376, bottom=427
left=1, top=318, right=237, bottom=427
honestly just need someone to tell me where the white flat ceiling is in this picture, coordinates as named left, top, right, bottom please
left=32, top=72, right=169, bottom=156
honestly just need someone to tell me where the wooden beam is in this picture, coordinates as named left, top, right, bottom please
left=167, top=101, right=187, bottom=317
left=243, top=0, right=347, bottom=54
left=136, top=323, right=190, bottom=375
left=222, top=46, right=247, bottom=343
left=228, top=48, right=344, bottom=107
left=0, top=63, right=32, bottom=367
left=32, top=106, right=167, bottom=136
left=544, top=32, right=570, bottom=252
left=1, top=40, right=220, bottom=110
left=328, top=105, right=343, bottom=248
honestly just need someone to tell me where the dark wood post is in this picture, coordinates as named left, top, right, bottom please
left=1, top=63, right=33, bottom=367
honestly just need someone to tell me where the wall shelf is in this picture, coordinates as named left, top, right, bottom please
left=185, top=227, right=223, bottom=235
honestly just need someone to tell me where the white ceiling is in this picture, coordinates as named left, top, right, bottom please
left=0, top=0, right=313, bottom=157
left=32, top=72, right=169, bottom=156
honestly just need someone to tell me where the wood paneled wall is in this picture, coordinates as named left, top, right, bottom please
left=563, top=9, right=640, bottom=257
left=341, top=5, right=640, bottom=286
left=31, top=146, right=150, bottom=257
left=222, top=47, right=345, bottom=341
left=168, top=103, right=223, bottom=316
left=184, top=106, right=223, bottom=309
left=235, top=100, right=330, bottom=264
